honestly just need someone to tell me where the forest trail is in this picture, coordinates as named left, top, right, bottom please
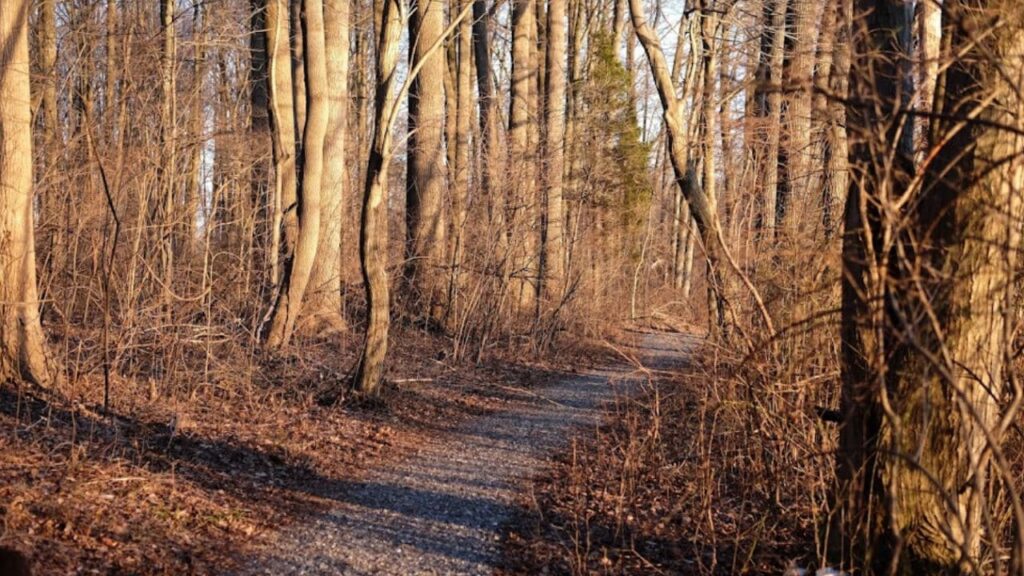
left=239, top=331, right=693, bottom=575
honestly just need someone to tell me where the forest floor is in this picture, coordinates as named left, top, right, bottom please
left=234, top=331, right=687, bottom=576
left=0, top=326, right=660, bottom=575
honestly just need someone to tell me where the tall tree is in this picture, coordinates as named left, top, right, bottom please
left=157, top=0, right=178, bottom=315
left=837, top=0, right=1024, bottom=570
left=631, top=0, right=722, bottom=336
left=632, top=0, right=773, bottom=338
left=509, top=0, right=540, bottom=311
left=447, top=0, right=474, bottom=323
left=778, top=0, right=818, bottom=235
left=265, top=0, right=330, bottom=348
left=760, top=0, right=788, bottom=235
left=353, top=0, right=404, bottom=393
left=305, top=0, right=350, bottom=334
left=406, top=0, right=448, bottom=323
left=542, top=0, right=567, bottom=302
left=251, top=0, right=274, bottom=276
left=472, top=0, right=505, bottom=255
left=0, top=0, right=54, bottom=386
left=264, top=0, right=301, bottom=284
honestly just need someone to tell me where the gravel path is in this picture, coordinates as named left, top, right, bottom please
left=241, top=332, right=690, bottom=576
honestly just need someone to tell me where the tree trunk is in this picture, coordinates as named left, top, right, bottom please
left=916, top=0, right=941, bottom=158
left=447, top=0, right=473, bottom=325
left=290, top=0, right=307, bottom=147
left=265, top=0, right=329, bottom=348
left=157, top=0, right=178, bottom=317
left=354, top=0, right=403, bottom=394
left=761, top=0, right=787, bottom=235
left=779, top=0, right=818, bottom=236
left=822, top=0, right=848, bottom=237
left=542, top=0, right=567, bottom=303
left=808, top=0, right=836, bottom=232
left=630, top=0, right=727, bottom=335
left=833, top=0, right=1024, bottom=570
left=472, top=0, right=507, bottom=266
left=0, top=0, right=54, bottom=386
left=251, top=0, right=274, bottom=280
left=698, top=0, right=725, bottom=334
left=266, top=0, right=300, bottom=281
left=510, top=0, right=540, bottom=312
left=304, top=0, right=350, bottom=334
left=406, top=0, right=448, bottom=325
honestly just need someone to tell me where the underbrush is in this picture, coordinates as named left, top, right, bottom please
left=503, top=329, right=841, bottom=575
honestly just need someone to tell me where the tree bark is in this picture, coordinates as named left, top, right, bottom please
left=157, top=0, right=178, bottom=318
left=472, top=0, right=508, bottom=265
left=251, top=0, right=274, bottom=277
left=406, top=0, right=449, bottom=324
left=761, top=0, right=787, bottom=235
left=822, top=0, right=848, bottom=237
left=510, top=0, right=540, bottom=312
left=265, top=0, right=329, bottom=348
left=698, top=0, right=725, bottom=334
left=832, top=0, right=1024, bottom=569
left=0, top=0, right=54, bottom=386
left=354, top=0, right=403, bottom=394
left=542, top=0, right=567, bottom=303
left=779, top=0, right=819, bottom=236
left=266, top=0, right=300, bottom=281
left=447, top=0, right=473, bottom=325
left=305, top=0, right=350, bottom=334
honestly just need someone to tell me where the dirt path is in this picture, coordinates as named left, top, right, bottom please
left=239, top=332, right=690, bottom=576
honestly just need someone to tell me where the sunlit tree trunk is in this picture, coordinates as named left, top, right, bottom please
left=822, top=0, right=848, bottom=236
left=779, top=0, right=818, bottom=236
left=266, top=0, right=300, bottom=282
left=291, top=0, right=307, bottom=145
left=510, top=0, right=540, bottom=312
left=835, top=0, right=1024, bottom=570
left=265, top=0, right=329, bottom=348
left=447, top=0, right=473, bottom=325
left=406, top=0, right=448, bottom=324
left=761, top=0, right=787, bottom=235
left=0, top=0, right=54, bottom=387
left=354, top=0, right=403, bottom=394
left=916, top=0, right=941, bottom=157
left=157, top=0, right=178, bottom=316
left=631, top=0, right=727, bottom=335
left=305, top=0, right=350, bottom=334
left=38, top=0, right=58, bottom=175
left=542, top=0, right=567, bottom=303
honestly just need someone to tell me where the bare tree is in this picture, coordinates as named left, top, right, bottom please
left=265, top=0, right=330, bottom=348
left=353, top=0, right=405, bottom=393
left=838, top=0, right=1024, bottom=570
left=631, top=0, right=773, bottom=338
left=0, top=0, right=54, bottom=386
left=266, top=0, right=300, bottom=282
left=778, top=0, right=818, bottom=236
left=305, top=0, right=350, bottom=334
left=447, top=0, right=473, bottom=324
left=406, top=0, right=448, bottom=324
left=510, top=0, right=540, bottom=312
left=542, top=0, right=567, bottom=303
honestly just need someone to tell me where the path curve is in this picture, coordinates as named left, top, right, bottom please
left=241, top=332, right=690, bottom=575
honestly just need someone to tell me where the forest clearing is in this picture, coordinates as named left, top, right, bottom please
left=1, top=0, right=1024, bottom=573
